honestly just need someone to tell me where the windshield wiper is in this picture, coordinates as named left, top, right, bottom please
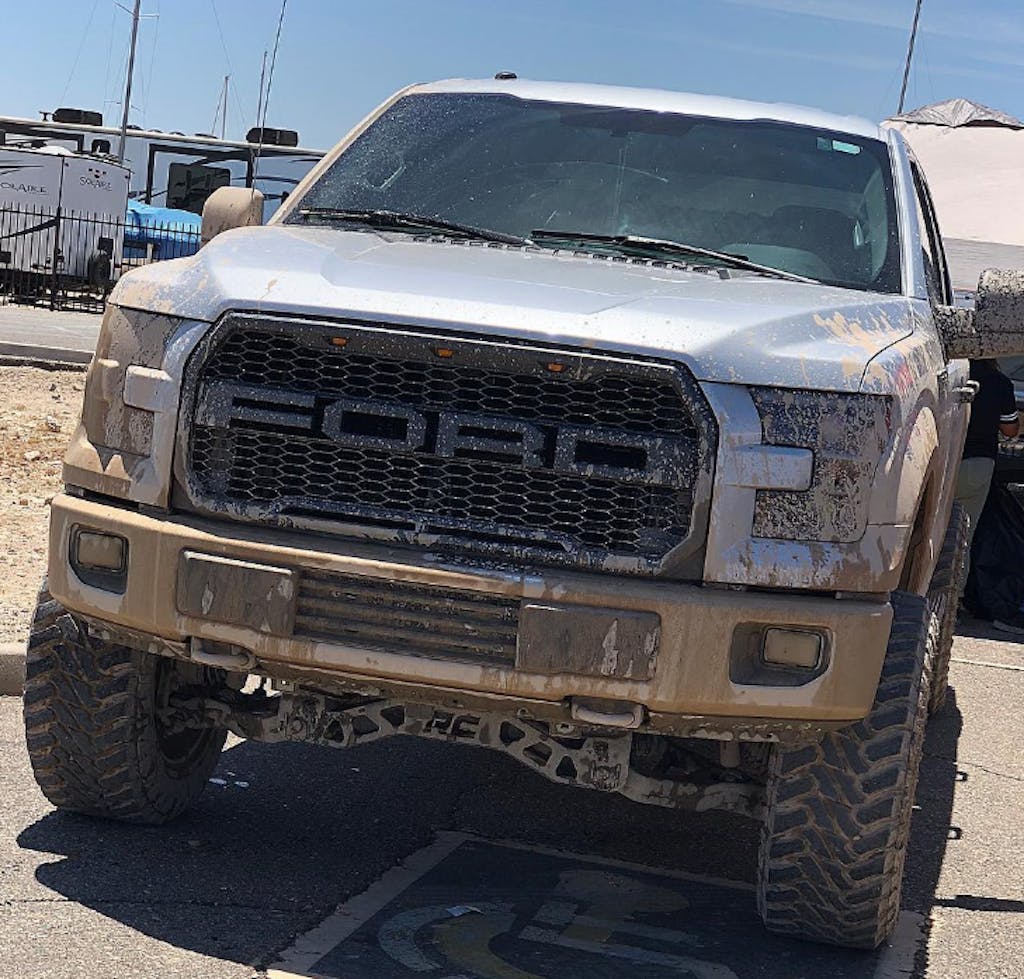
left=531, top=229, right=818, bottom=284
left=298, top=207, right=532, bottom=246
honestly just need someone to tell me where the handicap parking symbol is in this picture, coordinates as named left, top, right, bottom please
left=272, top=835, right=917, bottom=979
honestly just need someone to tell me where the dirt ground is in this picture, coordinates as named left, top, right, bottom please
left=0, top=367, right=84, bottom=644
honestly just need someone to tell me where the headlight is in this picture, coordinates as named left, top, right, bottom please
left=65, top=304, right=205, bottom=505
left=748, top=388, right=891, bottom=543
left=79, top=305, right=185, bottom=455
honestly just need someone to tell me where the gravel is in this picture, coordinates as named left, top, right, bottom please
left=0, top=367, right=84, bottom=643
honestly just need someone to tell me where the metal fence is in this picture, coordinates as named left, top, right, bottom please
left=0, top=203, right=201, bottom=314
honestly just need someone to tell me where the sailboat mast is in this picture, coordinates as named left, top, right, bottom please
left=898, top=0, right=924, bottom=115
left=117, top=0, right=143, bottom=164
left=255, top=51, right=268, bottom=135
left=221, top=74, right=229, bottom=139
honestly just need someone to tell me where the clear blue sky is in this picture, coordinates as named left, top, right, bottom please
left=3, top=0, right=1023, bottom=150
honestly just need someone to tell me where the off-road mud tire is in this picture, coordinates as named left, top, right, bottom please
left=23, top=581, right=227, bottom=824
left=757, top=590, right=931, bottom=948
left=926, top=503, right=969, bottom=713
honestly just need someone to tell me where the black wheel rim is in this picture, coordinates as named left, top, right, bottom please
left=153, top=658, right=220, bottom=775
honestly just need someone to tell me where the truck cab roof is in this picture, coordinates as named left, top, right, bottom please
left=410, top=77, right=885, bottom=142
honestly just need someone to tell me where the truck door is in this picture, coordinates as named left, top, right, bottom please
left=910, top=161, right=969, bottom=490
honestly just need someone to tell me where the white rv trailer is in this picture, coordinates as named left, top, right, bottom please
left=0, top=145, right=129, bottom=280
left=0, top=111, right=325, bottom=221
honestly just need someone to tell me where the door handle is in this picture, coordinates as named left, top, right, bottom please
left=954, top=381, right=979, bottom=404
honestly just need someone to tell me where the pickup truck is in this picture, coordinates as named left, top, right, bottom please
left=23, top=76, right=1024, bottom=948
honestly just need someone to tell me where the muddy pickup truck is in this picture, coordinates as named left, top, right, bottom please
left=24, top=77, right=1024, bottom=947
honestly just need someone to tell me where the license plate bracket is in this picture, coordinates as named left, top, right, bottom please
left=517, top=603, right=660, bottom=680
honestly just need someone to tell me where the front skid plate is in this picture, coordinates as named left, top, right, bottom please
left=175, top=692, right=765, bottom=819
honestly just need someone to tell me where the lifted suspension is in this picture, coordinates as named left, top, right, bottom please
left=161, top=687, right=765, bottom=818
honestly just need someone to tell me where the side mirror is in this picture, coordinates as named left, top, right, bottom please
left=201, top=187, right=264, bottom=245
left=936, top=269, right=1024, bottom=360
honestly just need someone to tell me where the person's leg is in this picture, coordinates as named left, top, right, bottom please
left=953, top=456, right=995, bottom=599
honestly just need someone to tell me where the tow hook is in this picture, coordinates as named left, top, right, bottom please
left=570, top=699, right=645, bottom=730
left=188, top=637, right=257, bottom=672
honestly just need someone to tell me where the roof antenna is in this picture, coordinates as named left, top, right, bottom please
left=897, top=0, right=924, bottom=115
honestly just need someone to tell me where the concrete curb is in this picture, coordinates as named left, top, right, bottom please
left=0, top=341, right=92, bottom=368
left=0, top=642, right=25, bottom=696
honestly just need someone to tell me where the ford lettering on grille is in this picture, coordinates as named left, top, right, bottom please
left=180, top=316, right=716, bottom=573
left=195, top=381, right=692, bottom=486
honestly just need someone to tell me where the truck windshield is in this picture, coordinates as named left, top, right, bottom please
left=292, top=93, right=902, bottom=293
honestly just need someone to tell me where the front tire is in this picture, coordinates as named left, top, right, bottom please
left=756, top=590, right=931, bottom=948
left=23, top=582, right=226, bottom=824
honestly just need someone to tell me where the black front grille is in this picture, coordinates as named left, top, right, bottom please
left=180, top=315, right=715, bottom=573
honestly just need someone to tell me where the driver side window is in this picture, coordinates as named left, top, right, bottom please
left=910, top=163, right=951, bottom=305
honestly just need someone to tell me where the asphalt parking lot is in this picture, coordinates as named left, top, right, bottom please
left=2, top=624, right=1022, bottom=979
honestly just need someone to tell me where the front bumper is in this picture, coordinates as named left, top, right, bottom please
left=49, top=492, right=892, bottom=732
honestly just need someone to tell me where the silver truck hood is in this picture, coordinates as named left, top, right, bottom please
left=112, top=224, right=914, bottom=392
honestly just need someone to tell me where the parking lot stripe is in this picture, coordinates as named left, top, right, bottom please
left=480, top=835, right=755, bottom=893
left=268, top=832, right=470, bottom=976
left=951, top=656, right=1024, bottom=672
left=872, top=912, right=926, bottom=979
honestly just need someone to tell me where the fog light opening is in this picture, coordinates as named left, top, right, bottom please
left=761, top=628, right=822, bottom=670
left=75, top=530, right=127, bottom=572
left=70, top=525, right=128, bottom=593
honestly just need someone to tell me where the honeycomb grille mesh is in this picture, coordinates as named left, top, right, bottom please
left=199, top=329, right=696, bottom=434
left=182, top=319, right=707, bottom=571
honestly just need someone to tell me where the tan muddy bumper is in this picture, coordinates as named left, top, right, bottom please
left=48, top=492, right=892, bottom=728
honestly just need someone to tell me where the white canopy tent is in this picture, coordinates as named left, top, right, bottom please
left=885, top=98, right=1024, bottom=290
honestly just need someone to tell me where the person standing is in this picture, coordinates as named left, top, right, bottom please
left=955, top=358, right=1020, bottom=612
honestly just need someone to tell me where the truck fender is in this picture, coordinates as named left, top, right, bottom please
left=868, top=404, right=941, bottom=590
left=900, top=406, right=938, bottom=527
